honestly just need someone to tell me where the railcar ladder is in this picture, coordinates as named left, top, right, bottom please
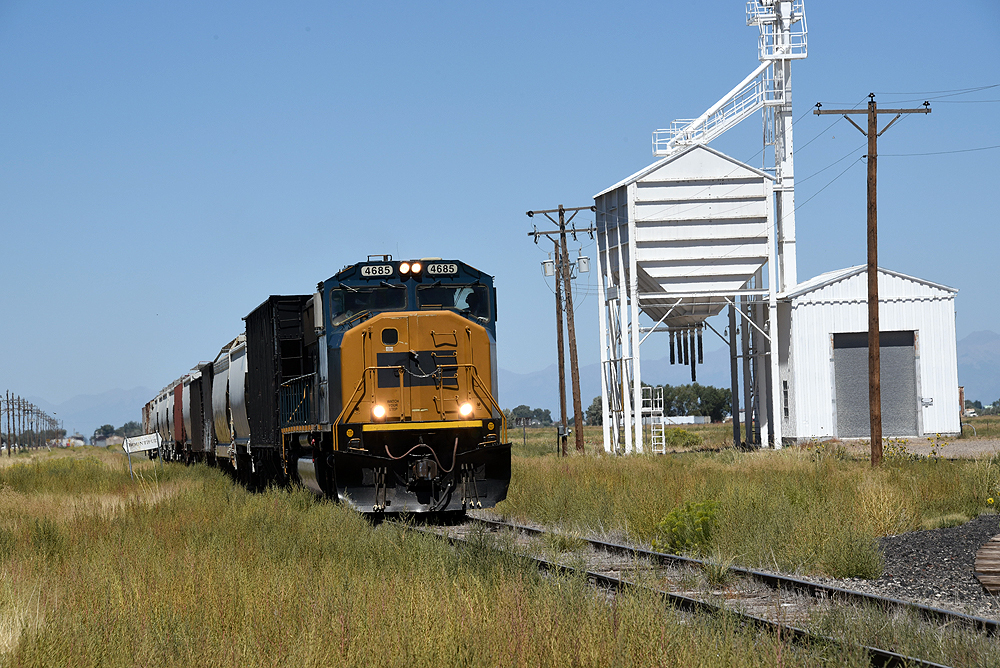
left=642, top=386, right=666, bottom=454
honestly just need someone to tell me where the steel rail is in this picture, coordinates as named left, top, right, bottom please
left=471, top=517, right=1000, bottom=638
left=415, top=523, right=953, bottom=668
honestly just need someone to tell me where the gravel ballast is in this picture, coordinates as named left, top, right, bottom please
left=815, top=513, right=1000, bottom=620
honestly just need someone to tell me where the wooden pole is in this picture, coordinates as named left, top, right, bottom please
left=559, top=205, right=586, bottom=454
left=553, top=238, right=568, bottom=457
left=867, top=96, right=882, bottom=466
left=814, top=96, right=930, bottom=467
left=526, top=205, right=596, bottom=456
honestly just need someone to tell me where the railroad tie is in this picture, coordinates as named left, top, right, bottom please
left=974, top=534, right=1000, bottom=595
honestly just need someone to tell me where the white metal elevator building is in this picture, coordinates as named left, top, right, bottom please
left=777, top=266, right=960, bottom=440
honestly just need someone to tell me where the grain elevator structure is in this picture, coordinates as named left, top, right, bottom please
left=593, top=0, right=959, bottom=453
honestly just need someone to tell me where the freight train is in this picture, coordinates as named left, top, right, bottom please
left=143, top=257, right=511, bottom=513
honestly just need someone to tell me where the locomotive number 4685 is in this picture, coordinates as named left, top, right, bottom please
left=426, top=263, right=458, bottom=275
left=361, top=264, right=394, bottom=277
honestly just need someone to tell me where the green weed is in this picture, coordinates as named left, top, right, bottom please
left=651, top=500, right=719, bottom=556
left=663, top=428, right=703, bottom=449
left=920, top=513, right=969, bottom=530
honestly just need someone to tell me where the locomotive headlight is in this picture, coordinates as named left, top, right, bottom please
left=459, top=402, right=473, bottom=417
left=399, top=262, right=411, bottom=274
left=372, top=404, right=386, bottom=419
left=411, top=261, right=422, bottom=273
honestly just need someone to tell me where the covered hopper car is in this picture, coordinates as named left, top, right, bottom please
left=143, top=257, right=511, bottom=513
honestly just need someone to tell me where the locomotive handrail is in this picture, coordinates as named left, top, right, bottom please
left=332, top=362, right=507, bottom=447
left=280, top=372, right=316, bottom=388
left=280, top=376, right=314, bottom=427
left=332, top=364, right=409, bottom=446
left=331, top=309, right=372, bottom=330
left=440, top=363, right=508, bottom=445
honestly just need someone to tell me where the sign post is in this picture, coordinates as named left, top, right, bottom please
left=122, top=433, right=163, bottom=480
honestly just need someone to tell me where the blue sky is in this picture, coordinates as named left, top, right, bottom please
left=1, top=0, right=997, bottom=411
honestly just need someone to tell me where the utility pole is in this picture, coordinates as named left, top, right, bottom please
left=553, top=238, right=568, bottom=456
left=815, top=94, right=930, bottom=466
left=528, top=205, right=596, bottom=454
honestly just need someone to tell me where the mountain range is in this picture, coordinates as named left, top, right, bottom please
left=500, top=329, right=1000, bottom=413
left=28, top=387, right=152, bottom=439
left=19, top=330, right=999, bottom=440
left=956, top=330, right=1000, bottom=405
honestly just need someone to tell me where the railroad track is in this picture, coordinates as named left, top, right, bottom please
left=471, top=516, right=1000, bottom=637
left=412, top=515, right=999, bottom=668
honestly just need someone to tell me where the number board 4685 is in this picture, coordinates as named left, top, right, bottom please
left=426, top=263, right=458, bottom=276
left=361, top=264, right=393, bottom=277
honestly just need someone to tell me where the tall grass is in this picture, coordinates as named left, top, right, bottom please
left=960, top=416, right=1000, bottom=440
left=0, top=450, right=865, bottom=667
left=509, top=424, right=720, bottom=458
left=496, top=447, right=1000, bottom=578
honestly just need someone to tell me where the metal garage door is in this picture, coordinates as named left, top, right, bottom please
left=834, top=331, right=919, bottom=438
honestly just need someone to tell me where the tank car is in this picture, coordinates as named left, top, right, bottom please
left=143, top=256, right=511, bottom=513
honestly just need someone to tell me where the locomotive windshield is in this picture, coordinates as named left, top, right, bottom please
left=330, top=286, right=407, bottom=327
left=417, top=284, right=491, bottom=320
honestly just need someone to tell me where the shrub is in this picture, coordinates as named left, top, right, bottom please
left=652, top=500, right=719, bottom=556
left=820, top=529, right=884, bottom=579
left=663, top=428, right=702, bottom=450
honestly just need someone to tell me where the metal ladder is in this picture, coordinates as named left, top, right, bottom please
left=642, top=386, right=666, bottom=454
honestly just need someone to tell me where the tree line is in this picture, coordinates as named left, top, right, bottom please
left=965, top=399, right=1000, bottom=416
left=585, top=383, right=732, bottom=426
left=503, top=406, right=554, bottom=426
left=92, top=421, right=143, bottom=443
left=506, top=383, right=732, bottom=428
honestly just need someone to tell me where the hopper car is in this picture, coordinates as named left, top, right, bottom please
left=143, top=256, right=511, bottom=513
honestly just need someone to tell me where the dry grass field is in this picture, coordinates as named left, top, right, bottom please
left=502, top=425, right=1000, bottom=578
left=1, top=439, right=998, bottom=666
left=0, top=448, right=880, bottom=667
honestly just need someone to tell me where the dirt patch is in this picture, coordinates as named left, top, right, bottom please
left=834, top=437, right=1000, bottom=459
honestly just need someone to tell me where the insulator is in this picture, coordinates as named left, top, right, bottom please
left=682, top=328, right=690, bottom=366
left=669, top=330, right=675, bottom=365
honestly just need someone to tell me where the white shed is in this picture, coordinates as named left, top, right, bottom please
left=777, top=265, right=960, bottom=441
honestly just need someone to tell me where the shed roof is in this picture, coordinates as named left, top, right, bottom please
left=779, top=265, right=958, bottom=301
left=593, top=143, right=774, bottom=199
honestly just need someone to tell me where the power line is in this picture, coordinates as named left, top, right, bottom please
left=796, top=141, right=867, bottom=185
left=934, top=99, right=1000, bottom=104
left=882, top=144, right=1000, bottom=157
left=873, top=83, right=998, bottom=95
left=868, top=85, right=1000, bottom=106
left=793, top=156, right=864, bottom=212
left=795, top=97, right=868, bottom=154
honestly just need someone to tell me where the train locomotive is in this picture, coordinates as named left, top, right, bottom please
left=143, top=257, right=511, bottom=513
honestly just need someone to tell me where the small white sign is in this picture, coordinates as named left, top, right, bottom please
left=123, top=433, right=162, bottom=453
left=361, top=264, right=394, bottom=277
left=426, top=262, right=458, bottom=275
